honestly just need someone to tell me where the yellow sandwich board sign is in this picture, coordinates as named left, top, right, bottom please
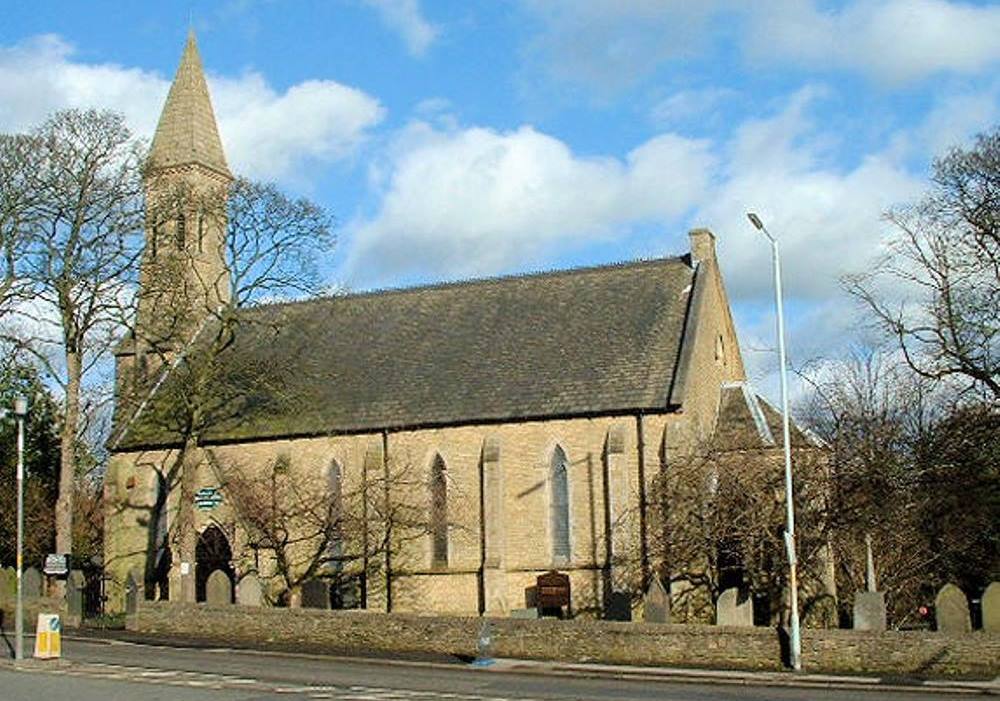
left=34, top=613, right=61, bottom=659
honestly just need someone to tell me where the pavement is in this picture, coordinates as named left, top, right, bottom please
left=3, top=628, right=998, bottom=697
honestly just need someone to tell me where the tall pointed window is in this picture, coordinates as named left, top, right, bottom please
left=175, top=213, right=186, bottom=250
left=197, top=212, right=205, bottom=253
left=550, top=445, right=571, bottom=563
left=429, top=454, right=449, bottom=568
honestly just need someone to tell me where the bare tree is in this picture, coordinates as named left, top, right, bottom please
left=0, top=134, right=38, bottom=319
left=846, top=127, right=999, bottom=400
left=208, top=450, right=439, bottom=607
left=7, top=109, right=145, bottom=566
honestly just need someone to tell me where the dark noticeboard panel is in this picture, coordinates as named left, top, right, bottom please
left=536, top=570, right=570, bottom=608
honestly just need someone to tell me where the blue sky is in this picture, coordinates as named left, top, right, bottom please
left=2, top=0, right=999, bottom=403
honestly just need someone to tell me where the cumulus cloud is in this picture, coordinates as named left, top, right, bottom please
left=344, top=121, right=715, bottom=284
left=745, top=0, right=1000, bottom=83
left=0, top=34, right=385, bottom=182
left=361, top=0, right=439, bottom=56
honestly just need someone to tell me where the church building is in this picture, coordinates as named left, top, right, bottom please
left=104, top=33, right=826, bottom=620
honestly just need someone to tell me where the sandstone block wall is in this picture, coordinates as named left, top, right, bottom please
left=131, top=601, right=1000, bottom=679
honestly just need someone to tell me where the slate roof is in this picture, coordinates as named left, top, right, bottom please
left=713, top=383, right=816, bottom=451
left=117, top=256, right=698, bottom=448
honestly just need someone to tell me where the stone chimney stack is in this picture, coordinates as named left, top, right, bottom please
left=688, top=228, right=716, bottom=264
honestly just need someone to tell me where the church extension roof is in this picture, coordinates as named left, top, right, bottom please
left=116, top=256, right=699, bottom=449
left=147, top=30, right=230, bottom=177
left=713, top=383, right=818, bottom=452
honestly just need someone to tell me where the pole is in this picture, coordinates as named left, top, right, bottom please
left=771, top=239, right=802, bottom=671
left=747, top=213, right=802, bottom=671
left=14, top=396, right=26, bottom=661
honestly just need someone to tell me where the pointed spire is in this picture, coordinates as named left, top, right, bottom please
left=148, top=30, right=230, bottom=177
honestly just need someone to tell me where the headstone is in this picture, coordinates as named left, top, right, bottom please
left=0, top=567, right=13, bottom=606
left=605, top=591, right=632, bottom=621
left=935, top=583, right=971, bottom=633
left=716, top=587, right=753, bottom=627
left=124, top=571, right=138, bottom=615
left=205, top=569, right=232, bottom=606
left=980, top=581, right=1000, bottom=633
left=644, top=578, right=670, bottom=624
left=301, top=579, right=329, bottom=609
left=853, top=591, right=887, bottom=631
left=509, top=607, right=540, bottom=619
left=236, top=573, right=263, bottom=607
left=66, top=570, right=86, bottom=619
left=22, top=567, right=42, bottom=599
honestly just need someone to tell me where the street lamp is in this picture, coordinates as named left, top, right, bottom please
left=746, top=213, right=802, bottom=671
left=13, top=394, right=28, bottom=661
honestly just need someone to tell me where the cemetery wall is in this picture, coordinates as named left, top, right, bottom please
left=131, top=601, right=1000, bottom=678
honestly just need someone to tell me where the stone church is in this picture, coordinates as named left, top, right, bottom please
left=105, top=32, right=827, bottom=619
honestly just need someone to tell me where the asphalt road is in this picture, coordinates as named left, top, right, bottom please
left=0, top=636, right=977, bottom=700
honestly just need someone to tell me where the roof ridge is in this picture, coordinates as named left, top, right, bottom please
left=243, top=254, right=693, bottom=313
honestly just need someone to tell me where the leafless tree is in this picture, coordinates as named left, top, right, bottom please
left=0, top=134, right=38, bottom=319
left=846, top=127, right=999, bottom=400
left=5, top=109, right=146, bottom=567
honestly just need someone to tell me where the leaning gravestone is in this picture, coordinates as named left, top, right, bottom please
left=205, top=570, right=232, bottom=606
left=22, top=567, right=42, bottom=599
left=236, top=573, right=263, bottom=607
left=935, top=583, right=971, bottom=633
left=125, top=571, right=138, bottom=616
left=716, top=587, right=753, bottom=627
left=981, top=581, right=1000, bottom=633
left=301, top=579, right=329, bottom=609
left=66, top=570, right=86, bottom=619
left=853, top=591, right=887, bottom=631
left=644, top=577, right=670, bottom=624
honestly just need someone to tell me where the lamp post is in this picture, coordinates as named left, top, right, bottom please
left=746, top=213, right=802, bottom=671
left=13, top=394, right=28, bottom=661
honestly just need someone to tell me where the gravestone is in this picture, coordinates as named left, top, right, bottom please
left=605, top=591, right=631, bottom=621
left=22, top=567, right=42, bottom=599
left=66, top=570, right=86, bottom=619
left=236, top=574, right=263, bottom=607
left=643, top=578, right=670, bottom=624
left=981, top=581, right=1000, bottom=633
left=716, top=587, right=753, bottom=627
left=301, top=579, right=329, bottom=609
left=0, top=567, right=13, bottom=606
left=125, top=571, right=138, bottom=615
left=853, top=591, right=887, bottom=631
left=935, top=583, right=971, bottom=633
left=205, top=569, right=232, bottom=606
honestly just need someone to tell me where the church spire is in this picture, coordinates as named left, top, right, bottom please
left=148, top=30, right=230, bottom=177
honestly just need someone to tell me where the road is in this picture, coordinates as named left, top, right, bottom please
left=0, top=636, right=978, bottom=700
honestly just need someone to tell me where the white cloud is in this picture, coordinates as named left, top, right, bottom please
left=361, top=0, right=439, bottom=57
left=519, top=0, right=1000, bottom=92
left=0, top=34, right=385, bottom=182
left=695, top=87, right=926, bottom=302
left=745, top=0, right=1000, bottom=83
left=344, top=121, right=715, bottom=284
left=650, top=87, right=739, bottom=129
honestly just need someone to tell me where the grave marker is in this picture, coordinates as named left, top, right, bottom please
left=716, top=587, right=753, bottom=627
left=643, top=578, right=670, bottom=624
left=205, top=570, right=232, bottom=606
left=935, top=583, right=971, bottom=633
left=980, top=581, right=1000, bottom=633
left=237, top=573, right=263, bottom=607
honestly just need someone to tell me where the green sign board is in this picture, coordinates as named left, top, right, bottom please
left=194, top=487, right=223, bottom=511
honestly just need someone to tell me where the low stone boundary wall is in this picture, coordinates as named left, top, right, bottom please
left=0, top=597, right=68, bottom=634
left=131, top=602, right=1000, bottom=678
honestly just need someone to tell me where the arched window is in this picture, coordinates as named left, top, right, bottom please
left=197, top=211, right=205, bottom=253
left=550, top=445, right=571, bottom=563
left=151, top=225, right=160, bottom=259
left=175, top=213, right=186, bottom=250
left=429, top=454, right=448, bottom=568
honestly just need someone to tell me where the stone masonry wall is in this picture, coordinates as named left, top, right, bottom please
left=132, top=601, right=1000, bottom=678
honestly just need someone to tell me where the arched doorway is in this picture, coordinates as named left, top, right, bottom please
left=195, top=525, right=234, bottom=603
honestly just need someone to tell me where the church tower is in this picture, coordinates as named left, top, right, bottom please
left=114, top=31, right=232, bottom=437
left=136, top=29, right=232, bottom=351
